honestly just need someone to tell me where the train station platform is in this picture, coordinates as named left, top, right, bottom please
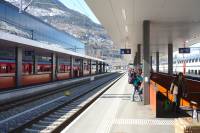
left=61, top=74, right=175, bottom=133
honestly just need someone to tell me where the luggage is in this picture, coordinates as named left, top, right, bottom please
left=175, top=117, right=200, bottom=133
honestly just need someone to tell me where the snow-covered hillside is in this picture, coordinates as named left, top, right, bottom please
left=4, top=0, right=120, bottom=60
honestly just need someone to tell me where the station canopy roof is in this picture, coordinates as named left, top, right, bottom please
left=86, top=0, right=200, bottom=61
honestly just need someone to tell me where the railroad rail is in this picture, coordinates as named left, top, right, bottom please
left=0, top=72, right=124, bottom=133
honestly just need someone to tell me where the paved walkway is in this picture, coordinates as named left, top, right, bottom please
left=61, top=74, right=175, bottom=133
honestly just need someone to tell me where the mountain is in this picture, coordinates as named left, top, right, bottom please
left=5, top=0, right=112, bottom=46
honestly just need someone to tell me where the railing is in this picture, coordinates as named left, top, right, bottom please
left=0, top=17, right=84, bottom=53
left=151, top=72, right=200, bottom=105
left=0, top=18, right=33, bottom=39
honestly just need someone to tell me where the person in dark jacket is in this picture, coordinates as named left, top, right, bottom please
left=170, top=72, right=187, bottom=112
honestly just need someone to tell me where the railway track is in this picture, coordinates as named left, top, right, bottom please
left=0, top=72, right=124, bottom=133
left=0, top=73, right=112, bottom=112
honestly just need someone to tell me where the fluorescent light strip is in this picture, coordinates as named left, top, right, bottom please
left=122, top=9, right=126, bottom=20
left=125, top=25, right=128, bottom=32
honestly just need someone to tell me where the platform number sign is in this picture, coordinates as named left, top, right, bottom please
left=179, top=48, right=190, bottom=53
left=120, top=49, right=131, bottom=54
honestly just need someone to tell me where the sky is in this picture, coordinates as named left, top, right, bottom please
left=59, top=0, right=100, bottom=24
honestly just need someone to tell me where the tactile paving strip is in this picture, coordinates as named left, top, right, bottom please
left=113, top=118, right=174, bottom=126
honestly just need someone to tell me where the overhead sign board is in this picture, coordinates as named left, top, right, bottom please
left=120, top=49, right=131, bottom=54
left=179, top=48, right=190, bottom=53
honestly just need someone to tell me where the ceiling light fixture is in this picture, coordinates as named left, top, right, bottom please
left=125, top=25, right=128, bottom=32
left=122, top=9, right=126, bottom=20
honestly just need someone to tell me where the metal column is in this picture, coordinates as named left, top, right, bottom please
left=137, top=44, right=141, bottom=66
left=70, top=56, right=74, bottom=78
left=143, top=20, right=150, bottom=105
left=56, top=56, right=59, bottom=73
left=51, top=53, right=56, bottom=81
left=33, top=55, right=38, bottom=74
left=96, top=61, right=98, bottom=74
left=134, top=52, right=138, bottom=66
left=150, top=56, right=153, bottom=72
left=81, top=59, right=84, bottom=76
left=168, top=43, right=173, bottom=75
left=103, top=63, right=105, bottom=73
left=16, top=47, right=22, bottom=88
left=100, top=62, right=102, bottom=73
left=89, top=59, right=92, bottom=75
left=156, top=51, right=159, bottom=73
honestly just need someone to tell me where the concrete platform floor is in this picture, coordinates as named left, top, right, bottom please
left=61, top=74, right=175, bottom=133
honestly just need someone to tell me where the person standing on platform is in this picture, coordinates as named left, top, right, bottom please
left=131, top=69, right=143, bottom=101
left=170, top=72, right=187, bottom=113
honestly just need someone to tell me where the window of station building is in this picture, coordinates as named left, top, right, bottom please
left=198, top=70, right=200, bottom=75
left=195, top=58, right=198, bottom=62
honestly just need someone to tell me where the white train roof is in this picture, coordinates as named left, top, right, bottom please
left=0, top=31, right=105, bottom=62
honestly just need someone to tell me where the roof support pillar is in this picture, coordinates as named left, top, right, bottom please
left=15, top=47, right=22, bottom=88
left=100, top=62, right=102, bottom=73
left=156, top=51, right=159, bottom=73
left=56, top=56, right=59, bottom=73
left=103, top=62, right=105, bottom=73
left=137, top=44, right=141, bottom=66
left=150, top=55, right=153, bottom=72
left=96, top=61, right=98, bottom=74
left=143, top=20, right=150, bottom=105
left=51, top=53, right=56, bottom=81
left=89, top=59, right=92, bottom=75
left=81, top=58, right=84, bottom=76
left=168, top=43, right=173, bottom=75
left=33, top=54, right=38, bottom=74
left=70, top=56, right=74, bottom=78
left=134, top=52, right=138, bottom=66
